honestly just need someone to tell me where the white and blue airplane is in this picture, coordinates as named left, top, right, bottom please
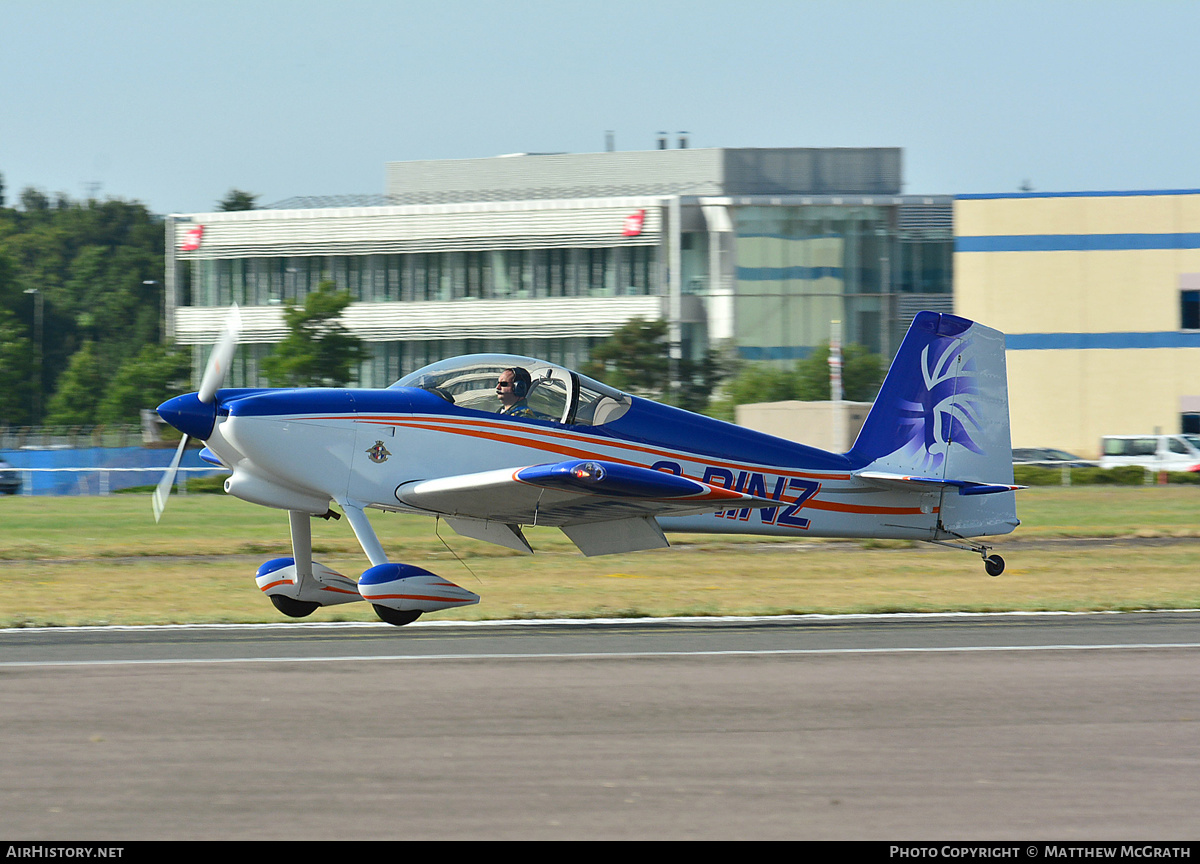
left=154, top=310, right=1022, bottom=626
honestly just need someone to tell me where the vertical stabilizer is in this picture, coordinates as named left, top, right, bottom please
left=849, top=311, right=1018, bottom=537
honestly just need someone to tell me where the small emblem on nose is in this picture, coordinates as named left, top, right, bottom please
left=366, top=441, right=392, bottom=464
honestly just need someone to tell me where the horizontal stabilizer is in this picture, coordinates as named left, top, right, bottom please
left=855, top=470, right=1025, bottom=496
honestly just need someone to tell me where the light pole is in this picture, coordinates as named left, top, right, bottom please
left=23, top=288, right=43, bottom=425
left=143, top=280, right=163, bottom=343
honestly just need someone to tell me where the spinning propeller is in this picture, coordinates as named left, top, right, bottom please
left=152, top=304, right=241, bottom=522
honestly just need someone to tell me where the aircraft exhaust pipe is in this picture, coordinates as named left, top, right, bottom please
left=224, top=469, right=331, bottom=514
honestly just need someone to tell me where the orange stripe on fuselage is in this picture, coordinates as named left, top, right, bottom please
left=804, top=498, right=934, bottom=515
left=363, top=414, right=850, bottom=479
left=300, top=413, right=929, bottom=517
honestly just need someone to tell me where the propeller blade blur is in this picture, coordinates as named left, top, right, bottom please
left=197, top=304, right=241, bottom=404
left=152, top=434, right=189, bottom=523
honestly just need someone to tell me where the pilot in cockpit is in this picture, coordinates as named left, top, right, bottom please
left=495, top=367, right=536, bottom=418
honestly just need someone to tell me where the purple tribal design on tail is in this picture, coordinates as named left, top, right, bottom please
left=888, top=337, right=985, bottom=474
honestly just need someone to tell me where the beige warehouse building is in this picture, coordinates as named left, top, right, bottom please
left=954, top=190, right=1200, bottom=457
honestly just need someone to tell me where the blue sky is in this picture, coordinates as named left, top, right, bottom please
left=2, top=0, right=1198, bottom=214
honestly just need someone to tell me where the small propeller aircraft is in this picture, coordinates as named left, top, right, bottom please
left=154, top=309, right=1022, bottom=626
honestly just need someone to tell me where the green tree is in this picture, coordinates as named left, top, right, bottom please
left=719, top=363, right=799, bottom=403
left=581, top=317, right=725, bottom=412
left=97, top=344, right=192, bottom=426
left=672, top=345, right=728, bottom=414
left=44, top=341, right=103, bottom=426
left=706, top=342, right=886, bottom=422
left=0, top=307, right=33, bottom=425
left=792, top=343, right=885, bottom=402
left=217, top=189, right=258, bottom=211
left=581, top=318, right=670, bottom=397
left=0, top=192, right=164, bottom=423
left=20, top=187, right=50, bottom=212
left=0, top=250, right=23, bottom=333
left=261, top=282, right=365, bottom=387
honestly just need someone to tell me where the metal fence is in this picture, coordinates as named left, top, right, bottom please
left=1012, top=459, right=1094, bottom=486
left=3, top=467, right=225, bottom=497
left=1011, top=459, right=1183, bottom=486
left=0, top=425, right=145, bottom=450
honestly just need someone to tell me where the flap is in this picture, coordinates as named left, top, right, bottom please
left=444, top=517, right=533, bottom=554
left=561, top=516, right=669, bottom=557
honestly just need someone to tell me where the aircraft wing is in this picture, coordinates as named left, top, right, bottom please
left=396, top=459, right=779, bottom=556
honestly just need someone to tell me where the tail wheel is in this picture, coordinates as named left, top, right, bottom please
left=984, top=555, right=1005, bottom=577
left=372, top=605, right=422, bottom=627
left=270, top=594, right=319, bottom=618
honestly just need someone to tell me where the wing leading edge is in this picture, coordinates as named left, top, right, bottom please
left=396, top=459, right=779, bottom=556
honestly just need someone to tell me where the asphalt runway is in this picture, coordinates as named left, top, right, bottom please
left=1, top=612, right=1197, bottom=840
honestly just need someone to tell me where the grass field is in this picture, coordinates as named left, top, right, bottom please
left=1, top=486, right=1197, bottom=626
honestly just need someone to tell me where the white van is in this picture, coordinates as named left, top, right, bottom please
left=1099, top=434, right=1200, bottom=472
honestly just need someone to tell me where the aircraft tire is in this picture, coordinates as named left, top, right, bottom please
left=372, top=605, right=423, bottom=627
left=984, top=555, right=1005, bottom=577
left=270, top=594, right=319, bottom=618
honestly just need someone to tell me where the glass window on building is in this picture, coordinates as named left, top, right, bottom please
left=183, top=246, right=661, bottom=310
left=681, top=232, right=708, bottom=295
left=1182, top=290, right=1200, bottom=330
left=731, top=205, right=892, bottom=362
left=896, top=238, right=953, bottom=294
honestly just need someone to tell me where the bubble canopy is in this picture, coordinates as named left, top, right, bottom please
left=391, top=354, right=631, bottom=427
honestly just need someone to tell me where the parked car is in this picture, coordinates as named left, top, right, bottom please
left=0, top=458, right=21, bottom=495
left=1012, top=447, right=1092, bottom=467
left=1099, top=435, right=1200, bottom=472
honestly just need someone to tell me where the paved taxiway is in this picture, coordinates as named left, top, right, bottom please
left=1, top=612, right=1197, bottom=840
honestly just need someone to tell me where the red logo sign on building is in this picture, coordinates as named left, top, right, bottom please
left=622, top=209, right=646, bottom=237
left=180, top=225, right=205, bottom=252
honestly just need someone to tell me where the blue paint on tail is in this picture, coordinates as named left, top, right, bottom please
left=850, top=312, right=994, bottom=474
left=850, top=311, right=1019, bottom=537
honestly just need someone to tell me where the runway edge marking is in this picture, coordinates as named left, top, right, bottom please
left=3, top=608, right=1200, bottom=635
left=4, top=642, right=1200, bottom=670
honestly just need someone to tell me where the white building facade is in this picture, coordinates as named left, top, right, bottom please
left=166, top=147, right=953, bottom=388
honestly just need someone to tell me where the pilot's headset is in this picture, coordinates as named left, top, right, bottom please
left=505, top=367, right=532, bottom=399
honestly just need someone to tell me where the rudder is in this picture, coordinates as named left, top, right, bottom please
left=848, top=311, right=1018, bottom=538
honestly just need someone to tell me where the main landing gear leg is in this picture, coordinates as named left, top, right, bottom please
left=336, top=499, right=423, bottom=626
left=271, top=510, right=320, bottom=618
left=338, top=499, right=390, bottom=567
left=927, top=538, right=1005, bottom=577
